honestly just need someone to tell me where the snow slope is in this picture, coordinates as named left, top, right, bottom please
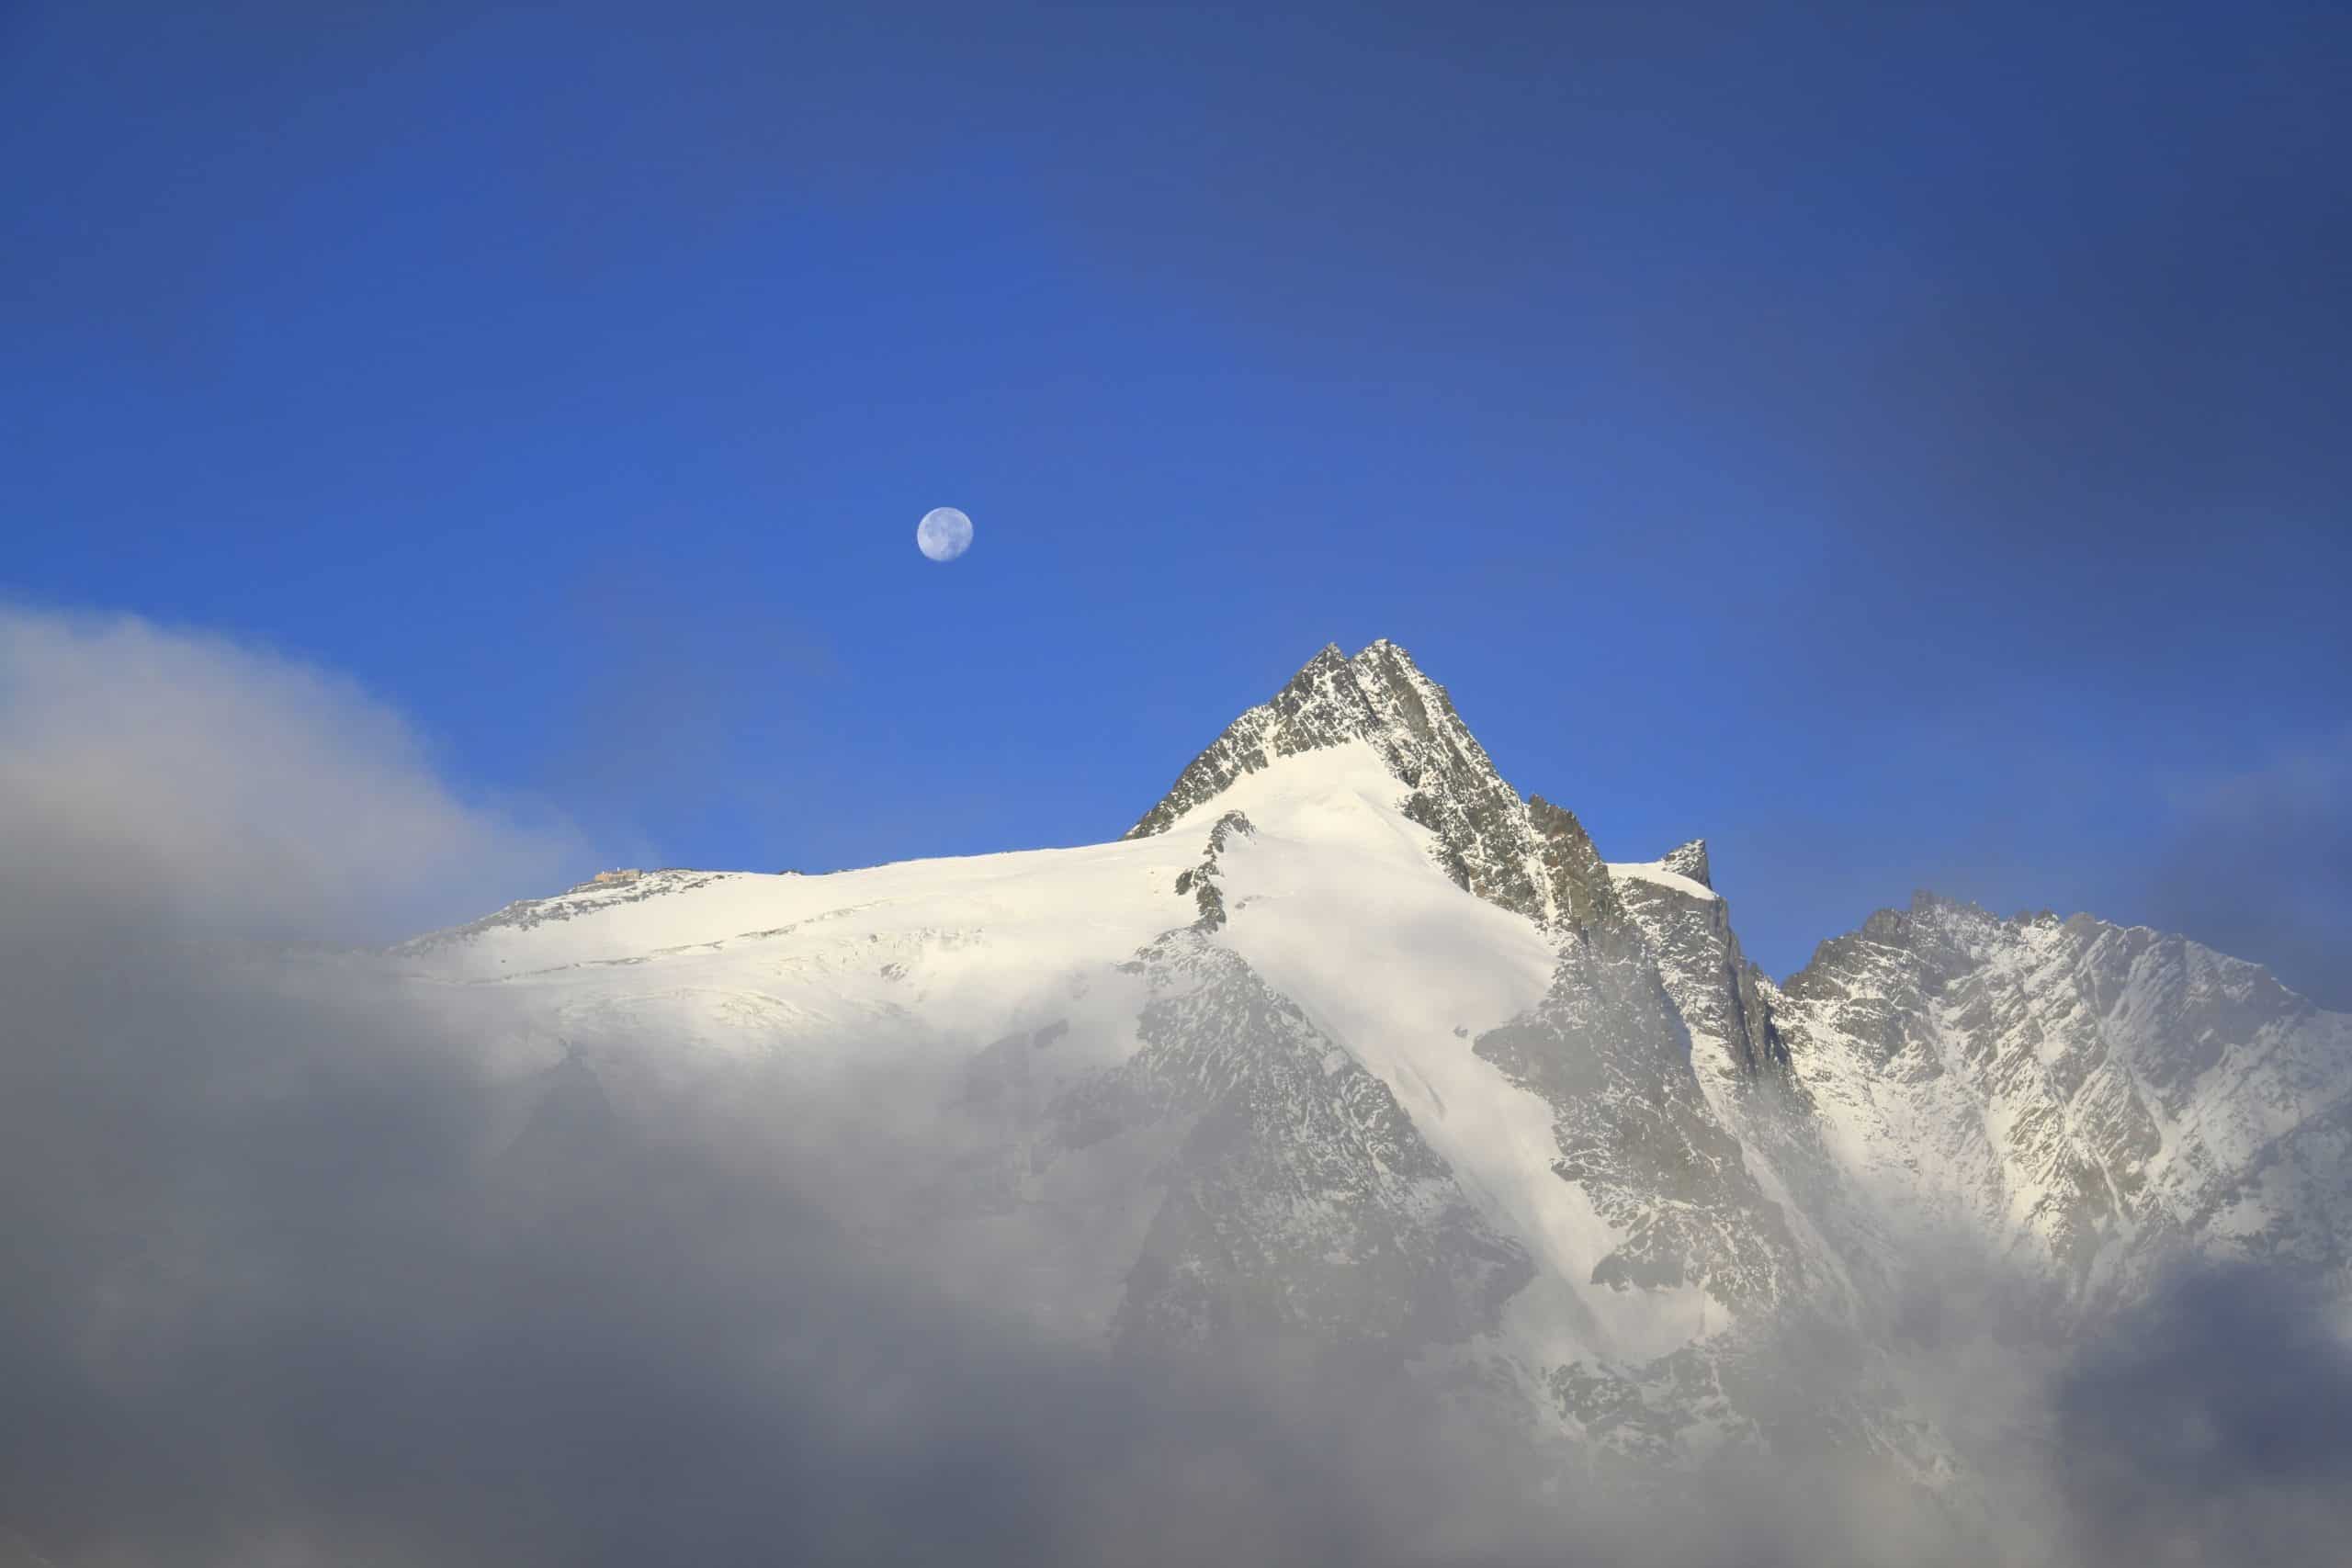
left=390, top=738, right=1687, bottom=1367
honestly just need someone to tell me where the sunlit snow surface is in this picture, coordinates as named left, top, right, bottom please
left=390, top=743, right=1683, bottom=1365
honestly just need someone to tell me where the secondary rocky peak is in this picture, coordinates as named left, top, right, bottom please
left=1525, top=795, right=1623, bottom=930
left=1127, top=640, right=1616, bottom=931
left=1660, top=839, right=1712, bottom=889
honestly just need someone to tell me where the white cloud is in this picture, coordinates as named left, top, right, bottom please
left=0, top=605, right=584, bottom=944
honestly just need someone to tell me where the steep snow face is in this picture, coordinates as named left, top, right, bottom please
left=1196, top=746, right=1713, bottom=1363
left=1775, top=894, right=2352, bottom=1310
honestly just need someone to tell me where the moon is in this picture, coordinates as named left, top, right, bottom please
left=916, top=506, right=973, bottom=563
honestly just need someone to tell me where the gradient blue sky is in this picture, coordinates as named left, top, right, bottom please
left=6, top=2, right=2347, bottom=999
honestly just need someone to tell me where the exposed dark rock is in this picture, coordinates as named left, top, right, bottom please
left=1476, top=923, right=1804, bottom=1311
left=1049, top=929, right=1532, bottom=1358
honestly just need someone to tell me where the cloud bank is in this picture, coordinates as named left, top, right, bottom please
left=0, top=606, right=581, bottom=947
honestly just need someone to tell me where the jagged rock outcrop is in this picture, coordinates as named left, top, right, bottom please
left=1611, top=843, right=1789, bottom=1089
left=1170, top=809, right=1253, bottom=931
left=1607, top=847, right=1873, bottom=1322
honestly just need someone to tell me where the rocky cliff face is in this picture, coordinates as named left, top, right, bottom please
left=1474, top=918, right=1804, bottom=1312
left=1054, top=923, right=1532, bottom=1359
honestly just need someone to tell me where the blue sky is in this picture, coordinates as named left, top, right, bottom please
left=6, top=1, right=2346, bottom=999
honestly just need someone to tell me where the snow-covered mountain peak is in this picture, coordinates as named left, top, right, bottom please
left=1127, top=639, right=1616, bottom=931
left=356, top=639, right=2352, bottom=1533
left=1125, top=639, right=1464, bottom=837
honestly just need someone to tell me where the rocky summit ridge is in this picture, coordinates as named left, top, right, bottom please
left=1128, top=639, right=1619, bottom=931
